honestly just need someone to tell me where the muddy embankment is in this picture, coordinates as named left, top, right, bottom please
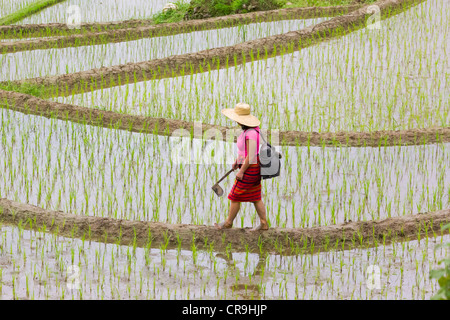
left=1, top=198, right=449, bottom=255
left=0, top=19, right=155, bottom=39
left=4, top=0, right=424, bottom=96
left=2, top=89, right=450, bottom=148
left=0, top=0, right=67, bottom=26
left=0, top=4, right=362, bottom=49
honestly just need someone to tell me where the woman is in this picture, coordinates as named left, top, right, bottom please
left=214, top=102, right=269, bottom=231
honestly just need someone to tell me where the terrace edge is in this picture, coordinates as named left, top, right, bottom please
left=0, top=198, right=449, bottom=255
left=1, top=89, right=450, bottom=148
left=2, top=0, right=426, bottom=96
left=0, top=3, right=363, bottom=42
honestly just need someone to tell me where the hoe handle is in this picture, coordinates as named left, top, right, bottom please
left=216, top=169, right=234, bottom=184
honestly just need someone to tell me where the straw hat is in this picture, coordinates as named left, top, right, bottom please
left=221, top=102, right=260, bottom=127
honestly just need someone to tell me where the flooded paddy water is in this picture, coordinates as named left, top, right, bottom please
left=1, top=17, right=326, bottom=81
left=0, top=224, right=448, bottom=299
left=12, top=0, right=168, bottom=25
left=1, top=108, right=449, bottom=228
left=0, top=0, right=35, bottom=19
left=0, top=0, right=449, bottom=301
left=54, top=0, right=449, bottom=132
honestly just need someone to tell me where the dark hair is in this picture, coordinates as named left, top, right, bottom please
left=240, top=123, right=252, bottom=131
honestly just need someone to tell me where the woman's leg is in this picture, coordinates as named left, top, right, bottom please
left=226, top=201, right=241, bottom=226
left=252, top=200, right=269, bottom=231
left=215, top=200, right=240, bottom=229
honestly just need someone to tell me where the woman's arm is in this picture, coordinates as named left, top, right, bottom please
left=236, top=139, right=257, bottom=180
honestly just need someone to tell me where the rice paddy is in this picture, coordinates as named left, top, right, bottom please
left=54, top=0, right=449, bottom=133
left=0, top=17, right=326, bottom=81
left=0, top=224, right=448, bottom=299
left=0, top=0, right=449, bottom=301
left=1, top=108, right=450, bottom=228
left=13, top=0, right=169, bottom=24
left=0, top=0, right=37, bottom=19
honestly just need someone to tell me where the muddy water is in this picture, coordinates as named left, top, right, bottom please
left=57, top=0, right=449, bottom=133
left=1, top=108, right=450, bottom=228
left=0, top=225, right=447, bottom=299
left=0, top=18, right=326, bottom=81
left=13, top=0, right=168, bottom=25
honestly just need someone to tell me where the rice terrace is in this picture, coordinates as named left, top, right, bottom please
left=0, top=0, right=449, bottom=302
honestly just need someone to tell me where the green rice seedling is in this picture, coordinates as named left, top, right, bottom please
left=2, top=17, right=324, bottom=83
left=0, top=0, right=448, bottom=301
left=14, top=0, right=166, bottom=25
left=0, top=0, right=66, bottom=26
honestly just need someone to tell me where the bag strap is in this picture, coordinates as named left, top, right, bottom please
left=243, top=128, right=260, bottom=158
left=245, top=128, right=281, bottom=159
left=244, top=127, right=268, bottom=144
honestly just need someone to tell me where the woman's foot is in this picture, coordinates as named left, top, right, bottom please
left=214, top=221, right=232, bottom=230
left=250, top=223, right=269, bottom=231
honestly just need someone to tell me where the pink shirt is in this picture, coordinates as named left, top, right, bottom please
left=237, top=127, right=260, bottom=163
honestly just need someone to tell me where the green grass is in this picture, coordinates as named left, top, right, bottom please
left=0, top=0, right=67, bottom=25
left=185, top=0, right=286, bottom=18
left=152, top=1, right=191, bottom=24
left=0, top=81, right=48, bottom=98
left=152, top=0, right=375, bottom=24
left=283, top=0, right=362, bottom=7
left=430, top=223, right=450, bottom=300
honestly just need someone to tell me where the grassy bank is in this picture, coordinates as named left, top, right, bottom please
left=0, top=81, right=47, bottom=98
left=284, top=0, right=376, bottom=8
left=0, top=0, right=67, bottom=25
left=153, top=0, right=375, bottom=24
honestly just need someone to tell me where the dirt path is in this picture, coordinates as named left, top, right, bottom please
left=4, top=0, right=424, bottom=97
left=1, top=198, right=449, bottom=255
left=0, top=4, right=362, bottom=44
left=2, top=89, right=450, bottom=147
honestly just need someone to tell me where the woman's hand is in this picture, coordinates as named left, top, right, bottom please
left=232, top=160, right=239, bottom=170
left=233, top=156, right=244, bottom=170
left=236, top=170, right=244, bottom=180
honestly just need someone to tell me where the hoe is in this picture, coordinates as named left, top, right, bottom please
left=212, top=168, right=234, bottom=196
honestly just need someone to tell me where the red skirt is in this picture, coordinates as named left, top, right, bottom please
left=228, top=162, right=261, bottom=202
